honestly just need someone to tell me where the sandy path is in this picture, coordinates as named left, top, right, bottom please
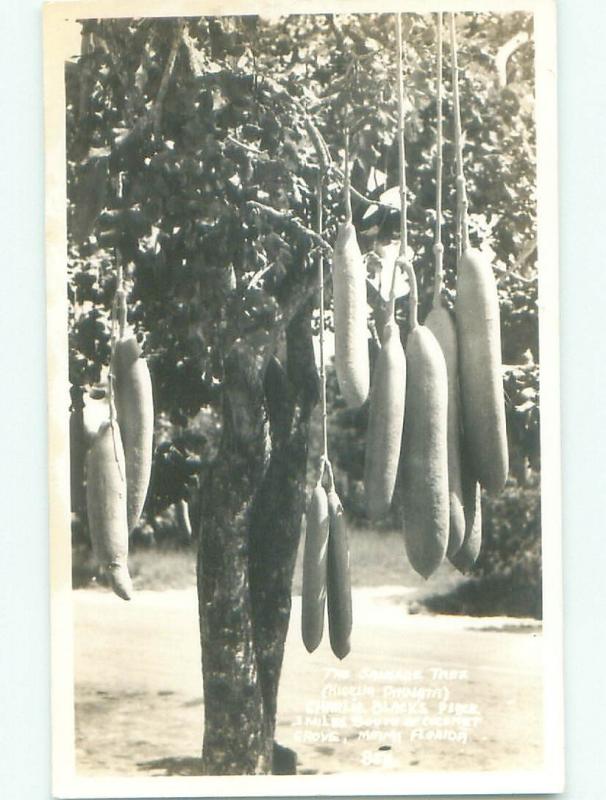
left=74, top=587, right=542, bottom=777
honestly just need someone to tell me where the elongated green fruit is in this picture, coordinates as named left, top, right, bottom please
left=399, top=326, right=449, bottom=578
left=425, top=305, right=465, bottom=556
left=450, top=452, right=482, bottom=574
left=326, top=490, right=352, bottom=660
left=364, top=319, right=406, bottom=520
left=332, top=221, right=369, bottom=409
left=113, top=333, right=154, bottom=533
left=455, top=248, right=508, bottom=494
left=302, top=485, right=329, bottom=653
left=86, top=421, right=133, bottom=601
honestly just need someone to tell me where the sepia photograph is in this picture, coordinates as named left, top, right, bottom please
left=44, top=0, right=562, bottom=796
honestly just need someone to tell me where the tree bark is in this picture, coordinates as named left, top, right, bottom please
left=249, top=306, right=318, bottom=762
left=197, top=340, right=272, bottom=775
left=197, top=307, right=317, bottom=775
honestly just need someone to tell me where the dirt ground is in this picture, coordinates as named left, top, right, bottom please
left=74, top=586, right=543, bottom=777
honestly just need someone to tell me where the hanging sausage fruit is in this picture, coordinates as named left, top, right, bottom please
left=363, top=62, right=407, bottom=524
left=326, top=463, right=352, bottom=660
left=423, top=12, right=466, bottom=559
left=332, top=133, right=370, bottom=409
left=84, top=263, right=155, bottom=601
left=450, top=12, right=509, bottom=498
left=112, top=282, right=154, bottom=534
left=390, top=15, right=449, bottom=580
left=302, top=168, right=352, bottom=657
left=86, top=416, right=133, bottom=601
left=84, top=270, right=134, bottom=601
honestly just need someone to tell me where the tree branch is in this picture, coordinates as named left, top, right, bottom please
left=99, top=23, right=132, bottom=100
left=328, top=14, right=345, bottom=50
left=152, top=19, right=186, bottom=135
left=304, top=118, right=332, bottom=172
left=113, top=18, right=185, bottom=152
left=329, top=165, right=396, bottom=211
left=493, top=264, right=537, bottom=285
left=226, top=135, right=268, bottom=159
left=495, top=31, right=530, bottom=88
left=246, top=201, right=332, bottom=252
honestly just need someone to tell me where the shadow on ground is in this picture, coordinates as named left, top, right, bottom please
left=138, top=756, right=203, bottom=776
left=138, top=742, right=298, bottom=776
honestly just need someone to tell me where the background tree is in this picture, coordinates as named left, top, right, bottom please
left=66, top=12, right=539, bottom=774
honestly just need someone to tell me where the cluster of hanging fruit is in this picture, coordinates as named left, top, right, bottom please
left=73, top=275, right=154, bottom=600
left=301, top=12, right=509, bottom=657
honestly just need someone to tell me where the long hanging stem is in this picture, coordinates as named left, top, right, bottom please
left=114, top=183, right=128, bottom=337
left=108, top=258, right=123, bottom=421
left=344, top=128, right=352, bottom=224
left=432, top=12, right=445, bottom=309
left=450, top=12, right=470, bottom=256
left=117, top=291, right=127, bottom=338
left=325, top=458, right=336, bottom=494
left=116, top=262, right=127, bottom=339
left=396, top=17, right=407, bottom=260
left=388, top=12, right=408, bottom=319
left=405, top=256, right=418, bottom=330
left=391, top=13, right=418, bottom=332
left=108, top=256, right=125, bottom=479
left=316, top=172, right=328, bottom=483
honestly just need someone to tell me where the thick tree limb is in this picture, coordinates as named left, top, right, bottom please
left=225, top=245, right=386, bottom=367
left=495, top=31, right=530, bottom=87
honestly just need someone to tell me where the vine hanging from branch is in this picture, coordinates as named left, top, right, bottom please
left=432, top=11, right=445, bottom=309
left=450, top=12, right=470, bottom=257
left=392, top=12, right=417, bottom=331
left=316, top=172, right=329, bottom=480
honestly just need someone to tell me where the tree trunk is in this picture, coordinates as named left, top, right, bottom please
left=197, top=340, right=272, bottom=775
left=249, top=307, right=317, bottom=765
left=197, top=307, right=317, bottom=775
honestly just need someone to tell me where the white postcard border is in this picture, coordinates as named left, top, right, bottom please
left=44, top=0, right=562, bottom=795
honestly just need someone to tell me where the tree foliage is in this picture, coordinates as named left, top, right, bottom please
left=66, top=12, right=538, bottom=442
